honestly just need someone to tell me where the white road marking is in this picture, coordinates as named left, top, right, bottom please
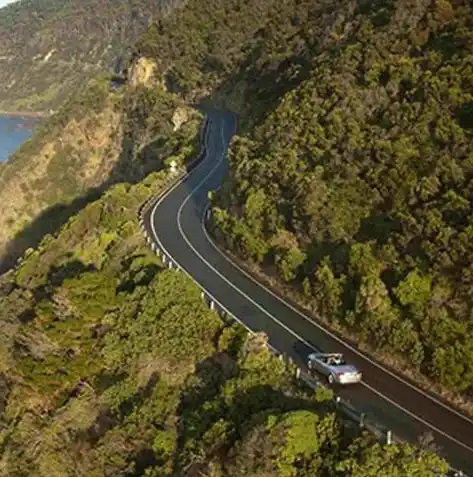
left=201, top=203, right=473, bottom=428
left=149, top=115, right=473, bottom=461
left=199, top=122, right=473, bottom=425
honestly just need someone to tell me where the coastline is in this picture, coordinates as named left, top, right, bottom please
left=0, top=111, right=48, bottom=119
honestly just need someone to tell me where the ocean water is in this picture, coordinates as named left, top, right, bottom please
left=0, top=115, right=40, bottom=162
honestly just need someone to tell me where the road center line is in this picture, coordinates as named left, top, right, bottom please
left=150, top=114, right=473, bottom=460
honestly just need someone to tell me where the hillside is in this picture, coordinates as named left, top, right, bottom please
left=0, top=109, right=447, bottom=477
left=210, top=0, right=473, bottom=406
left=0, top=0, right=184, bottom=113
left=0, top=55, right=202, bottom=272
left=0, top=0, right=471, bottom=473
left=0, top=0, right=293, bottom=270
left=123, top=0, right=473, bottom=408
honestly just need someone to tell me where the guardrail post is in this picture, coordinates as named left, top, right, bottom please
left=386, top=430, right=392, bottom=445
left=168, top=260, right=173, bottom=269
left=210, top=300, right=215, bottom=311
left=201, top=291, right=205, bottom=301
left=162, top=255, right=167, bottom=265
left=156, top=248, right=160, bottom=257
left=151, top=242, right=155, bottom=251
left=296, top=368, right=301, bottom=379
left=279, top=354, right=284, bottom=362
left=359, top=413, right=365, bottom=428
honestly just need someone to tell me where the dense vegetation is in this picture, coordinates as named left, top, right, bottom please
left=133, top=0, right=325, bottom=126
left=130, top=0, right=473, bottom=404
left=0, top=0, right=286, bottom=270
left=0, top=120, right=449, bottom=477
left=135, top=0, right=278, bottom=97
left=209, top=0, right=473, bottom=402
left=0, top=0, right=183, bottom=112
left=2, top=0, right=472, bottom=472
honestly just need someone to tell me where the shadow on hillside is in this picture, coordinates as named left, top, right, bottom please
left=15, top=257, right=97, bottom=324
left=200, top=41, right=314, bottom=134
left=0, top=190, right=102, bottom=273
left=46, top=256, right=96, bottom=288
left=0, top=122, right=173, bottom=274
left=117, top=252, right=163, bottom=294
left=171, top=351, right=328, bottom=474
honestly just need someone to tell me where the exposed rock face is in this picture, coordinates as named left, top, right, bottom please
left=129, top=57, right=158, bottom=88
left=0, top=65, right=201, bottom=272
left=172, top=106, right=191, bottom=131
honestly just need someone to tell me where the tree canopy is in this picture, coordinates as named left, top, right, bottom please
left=1, top=0, right=471, bottom=473
left=210, top=0, right=473, bottom=405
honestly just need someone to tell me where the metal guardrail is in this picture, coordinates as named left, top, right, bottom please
left=137, top=116, right=469, bottom=477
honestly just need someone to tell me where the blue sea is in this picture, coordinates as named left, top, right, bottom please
left=0, top=115, right=40, bottom=162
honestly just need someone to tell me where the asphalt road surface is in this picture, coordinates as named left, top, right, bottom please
left=144, top=110, right=473, bottom=475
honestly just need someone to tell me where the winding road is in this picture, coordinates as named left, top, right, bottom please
left=143, top=110, right=473, bottom=475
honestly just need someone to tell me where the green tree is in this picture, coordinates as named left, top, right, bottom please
left=355, top=274, right=398, bottom=347
left=394, top=269, right=432, bottom=318
left=276, top=246, right=306, bottom=282
left=310, top=258, right=346, bottom=322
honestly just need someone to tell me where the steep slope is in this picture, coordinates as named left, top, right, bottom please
left=0, top=0, right=468, bottom=473
left=3, top=0, right=472, bottom=410
left=2, top=0, right=472, bottom=413
left=0, top=119, right=447, bottom=477
left=133, top=0, right=319, bottom=115
left=0, top=0, right=294, bottom=271
left=211, top=0, right=473, bottom=408
left=0, top=0, right=184, bottom=113
left=0, top=57, right=201, bottom=272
